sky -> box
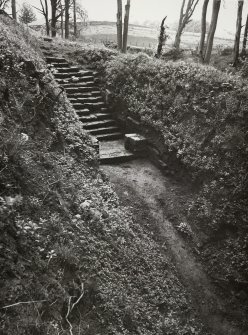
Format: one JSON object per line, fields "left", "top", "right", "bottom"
{"left": 14, "top": 0, "right": 248, "bottom": 36}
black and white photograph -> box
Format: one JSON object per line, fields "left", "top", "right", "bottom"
{"left": 0, "top": 0, "right": 248, "bottom": 334}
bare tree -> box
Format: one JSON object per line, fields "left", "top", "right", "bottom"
{"left": 241, "top": 14, "right": 248, "bottom": 56}
{"left": 199, "top": 0, "right": 209, "bottom": 61}
{"left": 117, "top": 0, "right": 123, "bottom": 50}
{"left": 33, "top": 0, "right": 50, "bottom": 36}
{"left": 174, "top": 0, "right": 200, "bottom": 49}
{"left": 203, "top": 0, "right": 221, "bottom": 64}
{"left": 0, "top": 0, "right": 9, "bottom": 10}
{"left": 75, "top": 3, "right": 88, "bottom": 36}
{"left": 73, "top": 0, "right": 77, "bottom": 37}
{"left": 233, "top": 0, "right": 244, "bottom": 66}
{"left": 64, "top": 0, "right": 70, "bottom": 39}
{"left": 60, "top": 1, "right": 64, "bottom": 38}
{"left": 19, "top": 2, "right": 36, "bottom": 25}
{"left": 51, "top": 0, "right": 63, "bottom": 37}
{"left": 11, "top": 0, "right": 16, "bottom": 19}
{"left": 122, "top": 0, "right": 130, "bottom": 53}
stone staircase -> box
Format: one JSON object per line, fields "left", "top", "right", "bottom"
{"left": 41, "top": 50, "right": 135, "bottom": 163}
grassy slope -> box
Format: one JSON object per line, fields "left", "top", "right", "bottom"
{"left": 104, "top": 54, "right": 248, "bottom": 291}
{"left": 0, "top": 17, "right": 206, "bottom": 335}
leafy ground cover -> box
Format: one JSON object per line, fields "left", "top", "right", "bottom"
{"left": 103, "top": 53, "right": 248, "bottom": 300}
{"left": 0, "top": 17, "right": 208, "bottom": 335}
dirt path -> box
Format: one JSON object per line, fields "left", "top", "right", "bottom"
{"left": 101, "top": 158, "right": 247, "bottom": 335}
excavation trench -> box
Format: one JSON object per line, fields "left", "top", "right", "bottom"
{"left": 101, "top": 158, "right": 247, "bottom": 335}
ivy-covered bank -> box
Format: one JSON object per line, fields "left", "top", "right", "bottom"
{"left": 0, "top": 17, "right": 208, "bottom": 335}
{"left": 104, "top": 54, "right": 248, "bottom": 288}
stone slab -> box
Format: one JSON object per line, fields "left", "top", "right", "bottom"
{"left": 124, "top": 133, "right": 147, "bottom": 152}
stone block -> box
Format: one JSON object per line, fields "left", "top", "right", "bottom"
{"left": 124, "top": 133, "right": 147, "bottom": 153}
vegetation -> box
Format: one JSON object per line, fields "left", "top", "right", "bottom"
{"left": 19, "top": 3, "right": 36, "bottom": 25}
{"left": 104, "top": 53, "right": 248, "bottom": 287}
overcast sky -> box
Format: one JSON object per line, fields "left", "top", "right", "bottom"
{"left": 15, "top": 0, "right": 248, "bottom": 35}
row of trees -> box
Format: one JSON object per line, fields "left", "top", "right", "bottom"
{"left": 0, "top": 0, "right": 87, "bottom": 39}
{"left": 34, "top": 0, "right": 88, "bottom": 38}
{"left": 173, "top": 0, "right": 248, "bottom": 65}
{"left": 0, "top": 0, "right": 16, "bottom": 19}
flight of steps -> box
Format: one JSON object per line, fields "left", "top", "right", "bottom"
{"left": 42, "top": 51, "right": 135, "bottom": 163}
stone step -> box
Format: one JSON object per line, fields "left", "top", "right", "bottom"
{"left": 84, "top": 102, "right": 105, "bottom": 110}
{"left": 67, "top": 91, "right": 101, "bottom": 99}
{"left": 43, "top": 37, "right": 53, "bottom": 42}
{"left": 95, "top": 132, "right": 124, "bottom": 141}
{"left": 65, "top": 86, "right": 96, "bottom": 94}
{"left": 99, "top": 140, "right": 135, "bottom": 164}
{"left": 54, "top": 71, "right": 95, "bottom": 80}
{"left": 95, "top": 112, "right": 112, "bottom": 120}
{"left": 61, "top": 76, "right": 95, "bottom": 85}
{"left": 56, "top": 76, "right": 94, "bottom": 85}
{"left": 51, "top": 62, "right": 69, "bottom": 68}
{"left": 69, "top": 98, "right": 78, "bottom": 103}
{"left": 77, "top": 109, "right": 91, "bottom": 116}
{"left": 73, "top": 103, "right": 87, "bottom": 110}
{"left": 78, "top": 113, "right": 110, "bottom": 122}
{"left": 56, "top": 66, "right": 80, "bottom": 73}
{"left": 79, "top": 114, "right": 98, "bottom": 122}
{"left": 88, "top": 126, "right": 119, "bottom": 136}
{"left": 83, "top": 119, "right": 115, "bottom": 130}
{"left": 77, "top": 96, "right": 103, "bottom": 104}
{"left": 46, "top": 56, "right": 67, "bottom": 63}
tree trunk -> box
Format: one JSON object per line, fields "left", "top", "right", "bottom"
{"left": 174, "top": 0, "right": 200, "bottom": 50}
{"left": 204, "top": 0, "right": 221, "bottom": 64}
{"left": 51, "top": 1, "right": 57, "bottom": 37}
{"left": 43, "top": 0, "right": 50, "bottom": 36}
{"left": 233, "top": 0, "right": 244, "bottom": 66}
{"left": 241, "top": 14, "right": 248, "bottom": 57}
{"left": 199, "top": 0, "right": 209, "bottom": 61}
{"left": 156, "top": 17, "right": 167, "bottom": 58}
{"left": 73, "top": 0, "right": 77, "bottom": 37}
{"left": 117, "top": 0, "right": 122, "bottom": 50}
{"left": 174, "top": 0, "right": 186, "bottom": 49}
{"left": 65, "top": 0, "right": 70, "bottom": 39}
{"left": 61, "top": 5, "right": 64, "bottom": 38}
{"left": 11, "top": 0, "right": 16, "bottom": 20}
{"left": 122, "top": 0, "right": 130, "bottom": 53}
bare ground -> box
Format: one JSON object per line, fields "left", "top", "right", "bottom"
{"left": 101, "top": 158, "right": 248, "bottom": 335}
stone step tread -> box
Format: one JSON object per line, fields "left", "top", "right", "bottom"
{"left": 79, "top": 115, "right": 98, "bottom": 122}
{"left": 46, "top": 56, "right": 67, "bottom": 63}
{"left": 79, "top": 112, "right": 111, "bottom": 121}
{"left": 83, "top": 119, "right": 115, "bottom": 129}
{"left": 95, "top": 132, "right": 124, "bottom": 141}
{"left": 54, "top": 73, "right": 94, "bottom": 79}
{"left": 99, "top": 139, "right": 135, "bottom": 163}
{"left": 64, "top": 82, "right": 95, "bottom": 88}
{"left": 67, "top": 90, "right": 100, "bottom": 97}
{"left": 88, "top": 126, "right": 119, "bottom": 135}
{"left": 66, "top": 87, "right": 97, "bottom": 94}
{"left": 65, "top": 85, "right": 96, "bottom": 93}
{"left": 77, "top": 109, "right": 91, "bottom": 116}
{"left": 56, "top": 67, "right": 80, "bottom": 73}
{"left": 61, "top": 77, "right": 95, "bottom": 84}
{"left": 77, "top": 97, "right": 103, "bottom": 102}
{"left": 51, "top": 62, "right": 69, "bottom": 68}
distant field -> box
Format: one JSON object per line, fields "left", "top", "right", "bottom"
{"left": 80, "top": 22, "right": 234, "bottom": 50}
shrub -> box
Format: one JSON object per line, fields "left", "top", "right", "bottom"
{"left": 105, "top": 54, "right": 248, "bottom": 234}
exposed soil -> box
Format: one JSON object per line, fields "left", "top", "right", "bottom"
{"left": 101, "top": 158, "right": 248, "bottom": 335}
